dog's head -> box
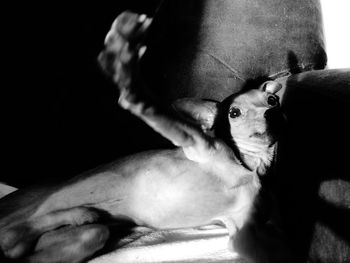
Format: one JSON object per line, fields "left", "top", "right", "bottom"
{"left": 218, "top": 81, "right": 285, "bottom": 147}
{"left": 173, "top": 81, "right": 286, "bottom": 171}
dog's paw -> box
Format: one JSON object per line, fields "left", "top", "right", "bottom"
{"left": 27, "top": 224, "right": 109, "bottom": 263}
{"left": 0, "top": 207, "right": 100, "bottom": 259}
{"left": 0, "top": 221, "right": 39, "bottom": 259}
{"left": 98, "top": 11, "right": 152, "bottom": 85}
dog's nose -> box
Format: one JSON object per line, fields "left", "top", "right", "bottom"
{"left": 267, "top": 95, "right": 279, "bottom": 107}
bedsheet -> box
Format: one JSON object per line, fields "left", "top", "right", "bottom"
{"left": 89, "top": 225, "right": 245, "bottom": 263}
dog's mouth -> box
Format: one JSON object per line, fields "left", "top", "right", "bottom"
{"left": 249, "top": 131, "right": 276, "bottom": 147}
{"left": 249, "top": 112, "right": 286, "bottom": 145}
{"left": 250, "top": 131, "right": 268, "bottom": 139}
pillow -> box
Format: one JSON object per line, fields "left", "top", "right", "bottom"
{"left": 142, "top": 0, "right": 327, "bottom": 101}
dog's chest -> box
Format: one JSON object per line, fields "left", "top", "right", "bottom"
{"left": 125, "top": 149, "right": 259, "bottom": 228}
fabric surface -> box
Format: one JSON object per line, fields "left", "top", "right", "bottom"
{"left": 0, "top": 183, "right": 17, "bottom": 199}
{"left": 89, "top": 226, "right": 245, "bottom": 263}
{"left": 143, "top": 0, "right": 327, "bottom": 102}
{"left": 276, "top": 69, "right": 350, "bottom": 262}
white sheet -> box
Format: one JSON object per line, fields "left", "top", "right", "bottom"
{"left": 89, "top": 225, "right": 246, "bottom": 263}
{"left": 0, "top": 182, "right": 17, "bottom": 199}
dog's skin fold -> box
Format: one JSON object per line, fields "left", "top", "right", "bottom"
{"left": 0, "top": 11, "right": 287, "bottom": 263}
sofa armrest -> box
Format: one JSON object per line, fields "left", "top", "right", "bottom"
{"left": 275, "top": 68, "right": 350, "bottom": 262}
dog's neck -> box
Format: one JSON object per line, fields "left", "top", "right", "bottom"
{"left": 233, "top": 138, "right": 276, "bottom": 176}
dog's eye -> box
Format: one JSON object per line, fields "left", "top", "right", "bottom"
{"left": 267, "top": 95, "right": 279, "bottom": 106}
{"left": 229, "top": 107, "right": 241, "bottom": 118}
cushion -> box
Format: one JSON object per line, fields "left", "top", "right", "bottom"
{"left": 276, "top": 69, "right": 350, "bottom": 262}
{"left": 142, "top": 0, "right": 327, "bottom": 101}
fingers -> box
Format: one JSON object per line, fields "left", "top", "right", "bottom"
{"left": 27, "top": 224, "right": 109, "bottom": 263}
{"left": 1, "top": 207, "right": 99, "bottom": 259}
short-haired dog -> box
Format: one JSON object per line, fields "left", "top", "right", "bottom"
{"left": 0, "top": 11, "right": 286, "bottom": 263}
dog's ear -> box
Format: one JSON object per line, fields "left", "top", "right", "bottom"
{"left": 172, "top": 98, "right": 219, "bottom": 131}
{"left": 259, "top": 81, "right": 282, "bottom": 94}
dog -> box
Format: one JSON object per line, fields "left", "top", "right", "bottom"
{"left": 0, "top": 11, "right": 286, "bottom": 263}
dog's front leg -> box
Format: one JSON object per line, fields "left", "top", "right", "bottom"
{"left": 99, "top": 11, "right": 218, "bottom": 160}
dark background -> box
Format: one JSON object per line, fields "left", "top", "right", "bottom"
{"left": 2, "top": 1, "right": 165, "bottom": 187}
